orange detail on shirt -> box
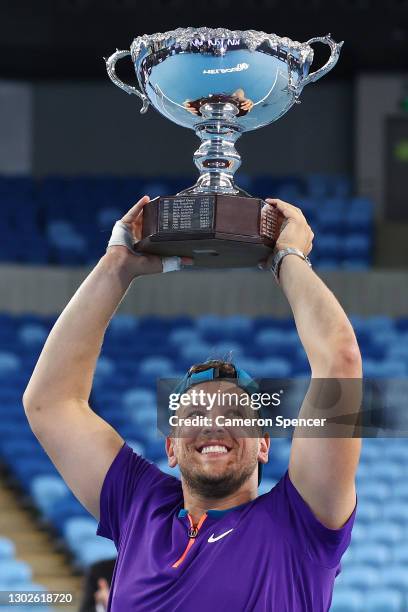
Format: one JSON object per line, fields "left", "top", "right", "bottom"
{"left": 172, "top": 513, "right": 208, "bottom": 568}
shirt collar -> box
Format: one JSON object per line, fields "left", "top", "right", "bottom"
{"left": 177, "top": 501, "right": 248, "bottom": 520}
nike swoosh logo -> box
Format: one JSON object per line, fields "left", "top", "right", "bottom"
{"left": 208, "top": 529, "right": 234, "bottom": 543}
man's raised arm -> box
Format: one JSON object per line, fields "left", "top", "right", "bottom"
{"left": 264, "top": 198, "right": 362, "bottom": 530}
{"left": 22, "top": 196, "right": 167, "bottom": 519}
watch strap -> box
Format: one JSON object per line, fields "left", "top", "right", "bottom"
{"left": 270, "top": 247, "right": 312, "bottom": 282}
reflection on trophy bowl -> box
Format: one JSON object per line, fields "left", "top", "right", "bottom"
{"left": 106, "top": 28, "right": 343, "bottom": 267}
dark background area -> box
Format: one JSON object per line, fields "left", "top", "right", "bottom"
{"left": 1, "top": 0, "right": 408, "bottom": 80}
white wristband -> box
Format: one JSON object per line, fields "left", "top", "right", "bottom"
{"left": 162, "top": 256, "right": 182, "bottom": 273}
{"left": 107, "top": 220, "right": 182, "bottom": 273}
{"left": 107, "top": 220, "right": 134, "bottom": 252}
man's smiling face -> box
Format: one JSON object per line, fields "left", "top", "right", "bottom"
{"left": 166, "top": 380, "right": 269, "bottom": 498}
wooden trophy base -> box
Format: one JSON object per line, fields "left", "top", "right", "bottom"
{"left": 137, "top": 194, "right": 283, "bottom": 268}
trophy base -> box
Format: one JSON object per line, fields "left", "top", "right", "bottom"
{"left": 137, "top": 194, "right": 283, "bottom": 268}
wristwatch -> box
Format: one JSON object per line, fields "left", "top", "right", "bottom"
{"left": 270, "top": 247, "right": 312, "bottom": 282}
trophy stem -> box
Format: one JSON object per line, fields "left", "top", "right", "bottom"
{"left": 182, "top": 103, "right": 244, "bottom": 195}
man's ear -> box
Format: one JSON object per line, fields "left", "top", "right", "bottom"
{"left": 258, "top": 432, "right": 270, "bottom": 465}
{"left": 166, "top": 436, "right": 178, "bottom": 467}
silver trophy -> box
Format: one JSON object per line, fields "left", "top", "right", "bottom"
{"left": 106, "top": 27, "right": 343, "bottom": 267}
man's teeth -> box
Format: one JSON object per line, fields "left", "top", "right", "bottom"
{"left": 201, "top": 445, "right": 228, "bottom": 454}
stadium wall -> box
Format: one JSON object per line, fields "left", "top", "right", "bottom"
{"left": 1, "top": 266, "right": 407, "bottom": 317}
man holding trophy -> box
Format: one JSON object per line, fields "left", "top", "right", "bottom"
{"left": 23, "top": 28, "right": 361, "bottom": 611}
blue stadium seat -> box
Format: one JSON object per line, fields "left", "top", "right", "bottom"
{"left": 356, "top": 500, "right": 380, "bottom": 523}
{"left": 392, "top": 481, "right": 408, "bottom": 500}
{"left": 138, "top": 356, "right": 174, "bottom": 378}
{"left": 386, "top": 343, "right": 408, "bottom": 360}
{"left": 294, "top": 197, "right": 316, "bottom": 219}
{"left": 0, "top": 537, "right": 15, "bottom": 560}
{"left": 304, "top": 174, "right": 330, "bottom": 198}
{"left": 258, "top": 357, "right": 292, "bottom": 378}
{"left": 369, "top": 462, "right": 404, "bottom": 482}
{"left": 360, "top": 441, "right": 385, "bottom": 462}
{"left": 1, "top": 439, "right": 45, "bottom": 462}
{"left": 383, "top": 438, "right": 408, "bottom": 456}
{"left": 47, "top": 221, "right": 86, "bottom": 252}
{"left": 94, "top": 356, "right": 116, "bottom": 380}
{"left": 0, "top": 352, "right": 20, "bottom": 376}
{"left": 254, "top": 329, "right": 299, "bottom": 358}
{"left": 357, "top": 481, "right": 390, "bottom": 503}
{"left": 13, "top": 457, "right": 58, "bottom": 491}
{"left": 392, "top": 543, "right": 408, "bottom": 564}
{"left": 0, "top": 560, "right": 32, "bottom": 585}
{"left": 222, "top": 315, "right": 253, "bottom": 338}
{"left": 108, "top": 314, "right": 139, "bottom": 337}
{"left": 369, "top": 329, "right": 398, "bottom": 348}
{"left": 30, "top": 475, "right": 69, "bottom": 515}
{"left": 382, "top": 502, "right": 408, "bottom": 524}
{"left": 211, "top": 341, "right": 244, "bottom": 360}
{"left": 168, "top": 328, "right": 201, "bottom": 347}
{"left": 366, "top": 316, "right": 394, "bottom": 332}
{"left": 97, "top": 207, "right": 123, "bottom": 229}
{"left": 381, "top": 565, "right": 408, "bottom": 590}
{"left": 331, "top": 176, "right": 352, "bottom": 198}
{"left": 343, "top": 234, "right": 371, "bottom": 258}
{"left": 345, "top": 197, "right": 373, "bottom": 232}
{"left": 346, "top": 543, "right": 391, "bottom": 567}
{"left": 179, "top": 342, "right": 213, "bottom": 365}
{"left": 255, "top": 328, "right": 299, "bottom": 347}
{"left": 122, "top": 388, "right": 156, "bottom": 410}
{"left": 365, "top": 522, "right": 403, "bottom": 545}
{"left": 349, "top": 523, "right": 366, "bottom": 544}
{"left": 18, "top": 324, "right": 48, "bottom": 347}
{"left": 324, "top": 196, "right": 348, "bottom": 214}
{"left": 313, "top": 233, "right": 341, "bottom": 258}
{"left": 47, "top": 494, "right": 89, "bottom": 532}
{"left": 339, "top": 565, "right": 379, "bottom": 589}
{"left": 76, "top": 540, "right": 117, "bottom": 568}
{"left": 125, "top": 406, "right": 156, "bottom": 430}
{"left": 330, "top": 588, "right": 363, "bottom": 612}
{"left": 363, "top": 360, "right": 407, "bottom": 378}
{"left": 63, "top": 517, "right": 98, "bottom": 555}
{"left": 364, "top": 588, "right": 403, "bottom": 612}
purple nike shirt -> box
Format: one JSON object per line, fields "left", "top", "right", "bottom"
{"left": 96, "top": 443, "right": 356, "bottom": 611}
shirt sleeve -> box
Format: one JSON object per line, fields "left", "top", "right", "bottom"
{"left": 96, "top": 442, "right": 170, "bottom": 547}
{"left": 268, "top": 470, "right": 357, "bottom": 569}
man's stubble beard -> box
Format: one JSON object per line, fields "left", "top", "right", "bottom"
{"left": 179, "top": 455, "right": 258, "bottom": 499}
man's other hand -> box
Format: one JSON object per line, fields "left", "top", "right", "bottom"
{"left": 108, "top": 195, "right": 193, "bottom": 276}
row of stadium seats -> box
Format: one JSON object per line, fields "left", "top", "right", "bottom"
{"left": 1, "top": 314, "right": 408, "bottom": 381}
{"left": 0, "top": 175, "right": 373, "bottom": 267}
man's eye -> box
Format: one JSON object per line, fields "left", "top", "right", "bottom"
{"left": 186, "top": 411, "right": 203, "bottom": 418}
{"left": 225, "top": 409, "right": 245, "bottom": 418}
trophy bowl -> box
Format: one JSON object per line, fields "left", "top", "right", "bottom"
{"left": 106, "top": 28, "right": 343, "bottom": 267}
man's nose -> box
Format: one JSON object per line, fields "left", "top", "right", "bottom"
{"left": 202, "top": 417, "right": 226, "bottom": 435}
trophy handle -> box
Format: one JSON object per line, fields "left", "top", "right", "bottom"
{"left": 300, "top": 34, "right": 344, "bottom": 88}
{"left": 105, "top": 49, "right": 149, "bottom": 114}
